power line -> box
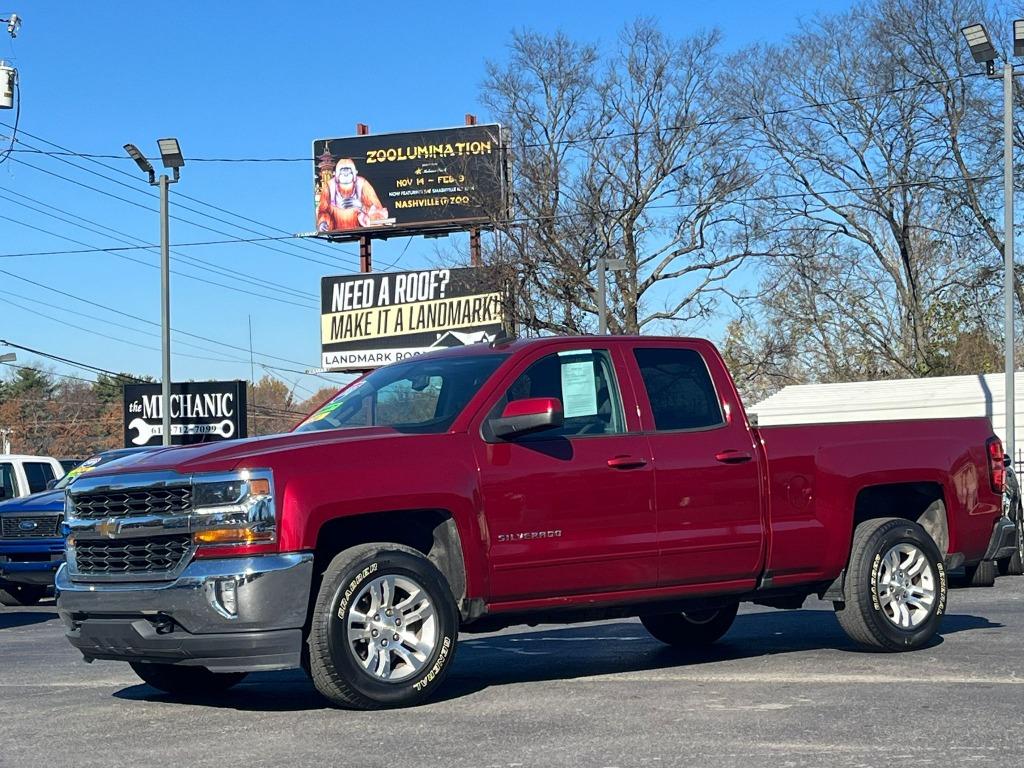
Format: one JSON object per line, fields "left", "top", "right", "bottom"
{"left": 0, "top": 234, "right": 315, "bottom": 258}
{"left": 0, "top": 185, "right": 316, "bottom": 303}
{"left": 0, "top": 72, "right": 988, "bottom": 161}
{"left": 0, "top": 267, "right": 336, "bottom": 379}
{"left": 0, "top": 339, "right": 149, "bottom": 382}
{"left": 0, "top": 345, "right": 322, "bottom": 417}
{"left": 9, "top": 154, "right": 354, "bottom": 271}
{"left": 2, "top": 124, "right": 366, "bottom": 265}
{"left": 0, "top": 291, "right": 245, "bottom": 364}
{"left": 0, "top": 286, "right": 259, "bottom": 365}
{"left": 0, "top": 210, "right": 317, "bottom": 309}
{"left": 0, "top": 172, "right": 1003, "bottom": 256}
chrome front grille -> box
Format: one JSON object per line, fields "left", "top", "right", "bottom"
{"left": 1, "top": 515, "right": 63, "bottom": 539}
{"left": 72, "top": 534, "right": 191, "bottom": 575}
{"left": 71, "top": 487, "right": 192, "bottom": 519}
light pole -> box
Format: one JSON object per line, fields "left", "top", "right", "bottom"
{"left": 596, "top": 258, "right": 626, "bottom": 334}
{"left": 962, "top": 22, "right": 1024, "bottom": 460}
{"left": 125, "top": 139, "right": 184, "bottom": 446}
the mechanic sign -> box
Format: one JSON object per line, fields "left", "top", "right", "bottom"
{"left": 122, "top": 381, "right": 248, "bottom": 447}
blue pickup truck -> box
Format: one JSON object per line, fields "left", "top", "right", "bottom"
{"left": 0, "top": 447, "right": 153, "bottom": 606}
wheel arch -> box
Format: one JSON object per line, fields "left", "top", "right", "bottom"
{"left": 852, "top": 482, "right": 949, "bottom": 557}
{"left": 310, "top": 509, "right": 468, "bottom": 618}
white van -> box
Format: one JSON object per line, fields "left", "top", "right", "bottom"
{"left": 0, "top": 455, "right": 66, "bottom": 501}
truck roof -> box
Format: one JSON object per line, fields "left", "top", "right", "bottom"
{"left": 426, "top": 334, "right": 711, "bottom": 358}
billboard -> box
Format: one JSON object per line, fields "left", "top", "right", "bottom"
{"left": 320, "top": 267, "right": 505, "bottom": 371}
{"left": 312, "top": 124, "right": 506, "bottom": 239}
{"left": 123, "top": 381, "right": 248, "bottom": 447}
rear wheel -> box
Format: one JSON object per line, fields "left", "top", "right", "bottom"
{"left": 129, "top": 663, "right": 247, "bottom": 696}
{"left": 0, "top": 583, "right": 47, "bottom": 607}
{"left": 307, "top": 543, "right": 459, "bottom": 710}
{"left": 835, "top": 517, "right": 946, "bottom": 651}
{"left": 964, "top": 560, "right": 997, "bottom": 587}
{"left": 640, "top": 602, "right": 739, "bottom": 647}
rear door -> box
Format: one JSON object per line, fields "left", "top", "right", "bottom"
{"left": 471, "top": 344, "right": 657, "bottom": 602}
{"left": 627, "top": 342, "right": 765, "bottom": 588}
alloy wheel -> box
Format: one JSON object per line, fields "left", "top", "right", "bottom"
{"left": 345, "top": 574, "right": 438, "bottom": 682}
{"left": 875, "top": 543, "right": 937, "bottom": 629}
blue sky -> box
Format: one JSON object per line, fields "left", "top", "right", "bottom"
{"left": 0, "top": 0, "right": 851, "bottom": 400}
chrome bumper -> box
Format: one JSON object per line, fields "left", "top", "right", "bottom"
{"left": 56, "top": 552, "right": 313, "bottom": 672}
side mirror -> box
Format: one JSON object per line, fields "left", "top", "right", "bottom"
{"left": 490, "top": 397, "right": 564, "bottom": 439}
{"left": 46, "top": 478, "right": 58, "bottom": 490}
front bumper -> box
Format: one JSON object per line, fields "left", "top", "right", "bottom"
{"left": 56, "top": 552, "right": 313, "bottom": 673}
{"left": 0, "top": 539, "right": 65, "bottom": 586}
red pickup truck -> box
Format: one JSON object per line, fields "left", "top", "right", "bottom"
{"left": 56, "top": 336, "right": 1018, "bottom": 709}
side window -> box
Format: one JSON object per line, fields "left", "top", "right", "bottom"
{"left": 375, "top": 375, "right": 442, "bottom": 425}
{"left": 24, "top": 462, "right": 56, "bottom": 494}
{"left": 493, "top": 349, "right": 624, "bottom": 438}
{"left": 0, "top": 463, "right": 18, "bottom": 500}
{"left": 634, "top": 347, "right": 724, "bottom": 431}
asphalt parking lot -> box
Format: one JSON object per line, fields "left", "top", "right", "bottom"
{"left": 2, "top": 579, "right": 1022, "bottom": 768}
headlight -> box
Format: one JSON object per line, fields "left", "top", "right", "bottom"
{"left": 191, "top": 469, "right": 276, "bottom": 546}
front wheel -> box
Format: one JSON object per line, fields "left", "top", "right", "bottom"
{"left": 129, "top": 663, "right": 247, "bottom": 696}
{"left": 307, "top": 543, "right": 459, "bottom": 710}
{"left": 640, "top": 602, "right": 739, "bottom": 648}
{"left": 835, "top": 517, "right": 947, "bottom": 651}
{"left": 0, "top": 583, "right": 47, "bottom": 607}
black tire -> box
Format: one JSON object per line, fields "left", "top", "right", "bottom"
{"left": 997, "top": 505, "right": 1023, "bottom": 576}
{"left": 129, "top": 663, "right": 247, "bottom": 696}
{"left": 307, "top": 543, "right": 459, "bottom": 710}
{"left": 640, "top": 602, "right": 739, "bottom": 647}
{"left": 0, "top": 584, "right": 47, "bottom": 607}
{"left": 834, "top": 517, "right": 947, "bottom": 651}
{"left": 964, "top": 559, "right": 997, "bottom": 587}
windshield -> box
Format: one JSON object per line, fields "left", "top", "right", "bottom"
{"left": 295, "top": 353, "right": 508, "bottom": 435}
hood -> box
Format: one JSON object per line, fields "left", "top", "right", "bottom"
{"left": 0, "top": 488, "right": 65, "bottom": 515}
{"left": 82, "top": 427, "right": 413, "bottom": 478}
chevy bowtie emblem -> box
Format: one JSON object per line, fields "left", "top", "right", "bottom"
{"left": 96, "top": 518, "right": 119, "bottom": 539}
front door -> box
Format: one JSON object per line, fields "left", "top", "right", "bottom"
{"left": 472, "top": 346, "right": 657, "bottom": 602}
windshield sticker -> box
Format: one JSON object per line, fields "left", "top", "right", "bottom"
{"left": 304, "top": 400, "right": 343, "bottom": 425}
{"left": 64, "top": 464, "right": 97, "bottom": 482}
{"left": 560, "top": 360, "right": 598, "bottom": 418}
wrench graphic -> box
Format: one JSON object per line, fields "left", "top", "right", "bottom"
{"left": 128, "top": 418, "right": 235, "bottom": 446}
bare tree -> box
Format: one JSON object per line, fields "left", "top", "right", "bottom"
{"left": 480, "top": 21, "right": 764, "bottom": 335}
{"left": 724, "top": 0, "right": 1004, "bottom": 383}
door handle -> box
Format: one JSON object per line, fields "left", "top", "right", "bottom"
{"left": 607, "top": 456, "right": 648, "bottom": 470}
{"left": 715, "top": 450, "right": 753, "bottom": 464}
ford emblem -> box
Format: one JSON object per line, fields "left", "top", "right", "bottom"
{"left": 18, "top": 519, "right": 38, "bottom": 531}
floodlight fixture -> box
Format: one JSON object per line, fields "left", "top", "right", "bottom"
{"left": 157, "top": 137, "right": 184, "bottom": 169}
{"left": 0, "top": 352, "right": 16, "bottom": 364}
{"left": 962, "top": 23, "right": 998, "bottom": 65}
{"left": 1014, "top": 19, "right": 1024, "bottom": 57}
{"left": 124, "top": 143, "right": 155, "bottom": 176}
